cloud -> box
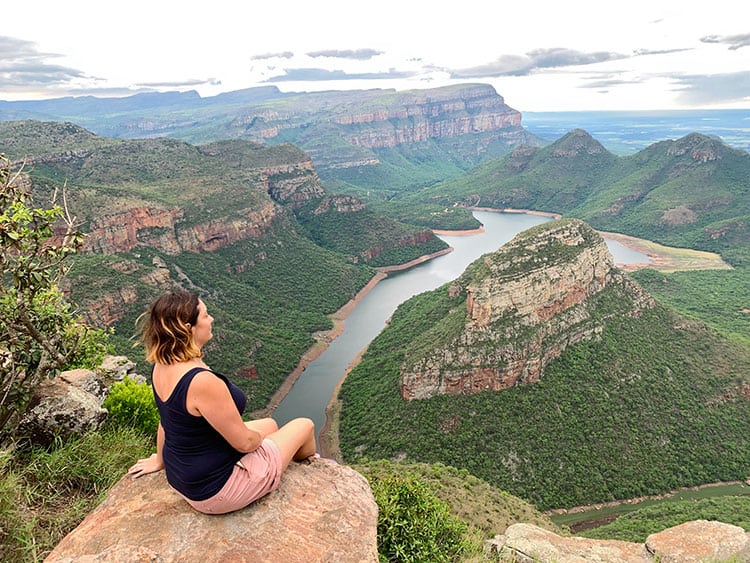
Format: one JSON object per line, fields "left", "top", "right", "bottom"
{"left": 135, "top": 78, "right": 216, "bottom": 88}
{"left": 450, "top": 48, "right": 627, "bottom": 78}
{"left": 633, "top": 47, "right": 693, "bottom": 56}
{"left": 579, "top": 77, "right": 642, "bottom": 89}
{"left": 700, "top": 33, "right": 750, "bottom": 50}
{"left": 672, "top": 70, "right": 750, "bottom": 105}
{"left": 0, "top": 35, "right": 90, "bottom": 89}
{"left": 266, "top": 67, "right": 414, "bottom": 82}
{"left": 306, "top": 49, "right": 383, "bottom": 60}
{"left": 250, "top": 52, "right": 294, "bottom": 60}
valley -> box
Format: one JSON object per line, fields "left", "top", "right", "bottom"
{"left": 1, "top": 84, "right": 748, "bottom": 550}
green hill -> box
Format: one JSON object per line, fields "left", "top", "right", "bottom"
{"left": 413, "top": 130, "right": 750, "bottom": 267}
{"left": 339, "top": 221, "right": 750, "bottom": 511}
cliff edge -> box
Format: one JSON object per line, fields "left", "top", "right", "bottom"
{"left": 45, "top": 459, "right": 378, "bottom": 563}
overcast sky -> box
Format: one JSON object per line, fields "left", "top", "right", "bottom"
{"left": 2, "top": 0, "right": 749, "bottom": 111}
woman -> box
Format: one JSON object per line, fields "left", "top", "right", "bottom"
{"left": 128, "top": 291, "right": 316, "bottom": 514}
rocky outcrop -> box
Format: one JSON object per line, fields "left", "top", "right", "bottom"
{"left": 45, "top": 459, "right": 379, "bottom": 563}
{"left": 83, "top": 199, "right": 279, "bottom": 256}
{"left": 312, "top": 195, "right": 367, "bottom": 215}
{"left": 260, "top": 160, "right": 327, "bottom": 209}
{"left": 486, "top": 521, "right": 750, "bottom": 562}
{"left": 666, "top": 132, "right": 724, "bottom": 162}
{"left": 400, "top": 219, "right": 654, "bottom": 400}
{"left": 14, "top": 356, "right": 145, "bottom": 445}
{"left": 358, "top": 230, "right": 435, "bottom": 263}
{"left": 15, "top": 379, "right": 106, "bottom": 445}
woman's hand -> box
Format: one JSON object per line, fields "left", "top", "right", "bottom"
{"left": 128, "top": 453, "right": 164, "bottom": 479}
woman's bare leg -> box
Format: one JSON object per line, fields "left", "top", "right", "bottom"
{"left": 266, "top": 418, "right": 316, "bottom": 471}
{"left": 244, "top": 417, "right": 278, "bottom": 438}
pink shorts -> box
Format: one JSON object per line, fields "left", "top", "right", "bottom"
{"left": 184, "top": 438, "right": 283, "bottom": 515}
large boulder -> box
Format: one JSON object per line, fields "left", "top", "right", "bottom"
{"left": 45, "top": 458, "right": 379, "bottom": 562}
{"left": 15, "top": 376, "right": 108, "bottom": 445}
{"left": 645, "top": 520, "right": 750, "bottom": 563}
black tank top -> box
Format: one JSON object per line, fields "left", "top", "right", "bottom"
{"left": 153, "top": 367, "right": 247, "bottom": 500}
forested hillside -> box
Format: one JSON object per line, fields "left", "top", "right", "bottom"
{"left": 339, "top": 221, "right": 750, "bottom": 510}
{"left": 0, "top": 121, "right": 446, "bottom": 410}
{"left": 410, "top": 130, "right": 750, "bottom": 266}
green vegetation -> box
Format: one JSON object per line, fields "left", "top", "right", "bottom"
{"left": 355, "top": 460, "right": 558, "bottom": 537}
{"left": 340, "top": 289, "right": 750, "bottom": 511}
{"left": 416, "top": 131, "right": 750, "bottom": 268}
{"left": 370, "top": 473, "right": 470, "bottom": 562}
{"left": 0, "top": 155, "right": 111, "bottom": 435}
{"left": 580, "top": 495, "right": 750, "bottom": 542}
{"left": 633, "top": 268, "right": 750, "bottom": 345}
{"left": 102, "top": 377, "right": 160, "bottom": 436}
{"left": 295, "top": 201, "right": 449, "bottom": 266}
{"left": 1, "top": 122, "right": 457, "bottom": 411}
{"left": 0, "top": 427, "right": 153, "bottom": 562}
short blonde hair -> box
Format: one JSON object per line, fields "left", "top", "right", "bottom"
{"left": 138, "top": 291, "right": 202, "bottom": 365}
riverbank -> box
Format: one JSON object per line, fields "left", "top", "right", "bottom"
{"left": 599, "top": 230, "right": 732, "bottom": 272}
{"left": 548, "top": 480, "right": 750, "bottom": 533}
{"left": 257, "top": 247, "right": 453, "bottom": 426}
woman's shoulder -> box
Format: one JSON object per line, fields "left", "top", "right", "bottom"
{"left": 189, "top": 366, "right": 230, "bottom": 388}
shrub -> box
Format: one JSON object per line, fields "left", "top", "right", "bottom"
{"left": 103, "top": 377, "right": 159, "bottom": 436}
{"left": 370, "top": 473, "right": 468, "bottom": 562}
{"left": 0, "top": 154, "right": 100, "bottom": 436}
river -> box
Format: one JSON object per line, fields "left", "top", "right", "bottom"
{"left": 272, "top": 211, "right": 648, "bottom": 439}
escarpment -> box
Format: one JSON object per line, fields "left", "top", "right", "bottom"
{"left": 234, "top": 84, "right": 530, "bottom": 169}
{"left": 400, "top": 219, "right": 655, "bottom": 400}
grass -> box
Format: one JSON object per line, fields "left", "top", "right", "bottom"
{"left": 354, "top": 460, "right": 560, "bottom": 539}
{"left": 0, "top": 427, "right": 153, "bottom": 562}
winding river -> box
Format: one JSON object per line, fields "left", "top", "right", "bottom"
{"left": 272, "top": 211, "right": 648, "bottom": 439}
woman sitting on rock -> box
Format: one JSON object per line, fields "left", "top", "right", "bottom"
{"left": 128, "top": 291, "right": 316, "bottom": 514}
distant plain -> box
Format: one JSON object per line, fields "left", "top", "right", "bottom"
{"left": 523, "top": 109, "right": 750, "bottom": 154}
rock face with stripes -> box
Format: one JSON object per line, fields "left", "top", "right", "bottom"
{"left": 400, "top": 219, "right": 654, "bottom": 400}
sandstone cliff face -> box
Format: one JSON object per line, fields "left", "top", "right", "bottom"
{"left": 241, "top": 84, "right": 525, "bottom": 156}
{"left": 82, "top": 159, "right": 324, "bottom": 256}
{"left": 400, "top": 219, "right": 655, "bottom": 400}
{"left": 336, "top": 85, "right": 522, "bottom": 148}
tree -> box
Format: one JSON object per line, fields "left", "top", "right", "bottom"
{"left": 0, "top": 153, "right": 108, "bottom": 436}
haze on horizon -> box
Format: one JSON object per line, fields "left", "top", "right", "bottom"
{"left": 1, "top": 0, "right": 749, "bottom": 112}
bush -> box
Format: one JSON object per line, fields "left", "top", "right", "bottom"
{"left": 103, "top": 377, "right": 159, "bottom": 436}
{"left": 370, "top": 473, "right": 468, "bottom": 562}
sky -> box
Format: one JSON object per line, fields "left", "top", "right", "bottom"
{"left": 1, "top": 0, "right": 749, "bottom": 112}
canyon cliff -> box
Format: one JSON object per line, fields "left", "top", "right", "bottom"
{"left": 0, "top": 84, "right": 535, "bottom": 173}
{"left": 400, "top": 219, "right": 655, "bottom": 400}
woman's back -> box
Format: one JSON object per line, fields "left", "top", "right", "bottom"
{"left": 154, "top": 366, "right": 245, "bottom": 500}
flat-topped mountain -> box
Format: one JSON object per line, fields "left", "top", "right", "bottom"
{"left": 0, "top": 84, "right": 536, "bottom": 178}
